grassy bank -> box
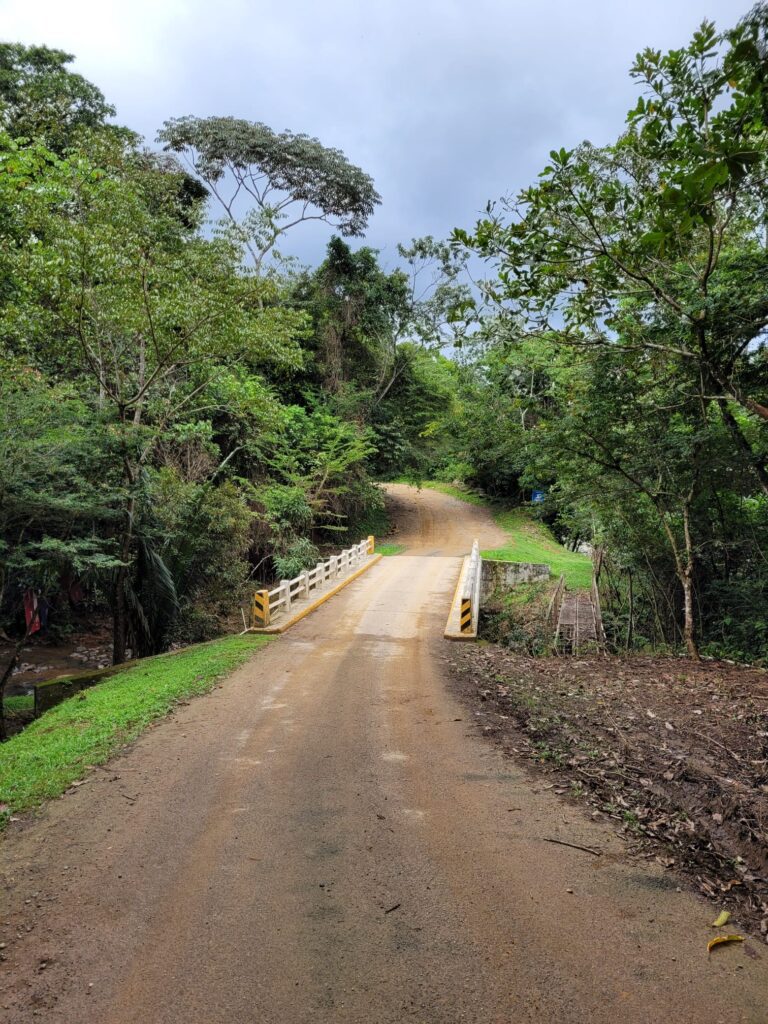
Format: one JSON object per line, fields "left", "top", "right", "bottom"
{"left": 393, "top": 480, "right": 592, "bottom": 588}
{"left": 0, "top": 633, "right": 271, "bottom": 819}
{"left": 483, "top": 508, "right": 593, "bottom": 589}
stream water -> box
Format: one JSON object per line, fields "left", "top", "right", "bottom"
{"left": 2, "top": 622, "right": 112, "bottom": 698}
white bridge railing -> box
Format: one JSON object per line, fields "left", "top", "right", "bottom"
{"left": 460, "top": 539, "right": 481, "bottom": 634}
{"left": 251, "top": 537, "right": 374, "bottom": 628}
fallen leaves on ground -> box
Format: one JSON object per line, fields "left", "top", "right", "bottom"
{"left": 448, "top": 648, "right": 768, "bottom": 940}
{"left": 707, "top": 935, "right": 745, "bottom": 953}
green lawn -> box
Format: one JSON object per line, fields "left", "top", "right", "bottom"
{"left": 0, "top": 633, "right": 271, "bottom": 819}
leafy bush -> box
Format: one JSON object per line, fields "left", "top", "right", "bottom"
{"left": 273, "top": 537, "right": 320, "bottom": 580}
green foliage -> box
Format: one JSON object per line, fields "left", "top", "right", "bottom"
{"left": 272, "top": 538, "right": 321, "bottom": 580}
{"left": 0, "top": 43, "right": 116, "bottom": 152}
{"left": 449, "top": 8, "right": 768, "bottom": 660}
{"left": 480, "top": 581, "right": 552, "bottom": 655}
{"left": 0, "top": 364, "right": 122, "bottom": 605}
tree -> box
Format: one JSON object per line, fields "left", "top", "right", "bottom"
{"left": 2, "top": 128, "right": 305, "bottom": 662}
{"left": 0, "top": 44, "right": 116, "bottom": 152}
{"left": 456, "top": 10, "right": 768, "bottom": 489}
{"left": 158, "top": 116, "right": 381, "bottom": 273}
{"left": 0, "top": 363, "right": 122, "bottom": 736}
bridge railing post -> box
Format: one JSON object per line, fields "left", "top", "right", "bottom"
{"left": 252, "top": 589, "right": 270, "bottom": 628}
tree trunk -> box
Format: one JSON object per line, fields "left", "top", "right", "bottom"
{"left": 681, "top": 568, "right": 698, "bottom": 660}
{"left": 718, "top": 399, "right": 768, "bottom": 496}
{"left": 625, "top": 569, "right": 634, "bottom": 650}
{"left": 112, "top": 564, "right": 128, "bottom": 666}
{"left": 112, "top": 478, "right": 136, "bottom": 665}
{"left": 659, "top": 501, "right": 700, "bottom": 660}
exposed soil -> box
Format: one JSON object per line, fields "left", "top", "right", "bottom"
{"left": 447, "top": 642, "right": 768, "bottom": 939}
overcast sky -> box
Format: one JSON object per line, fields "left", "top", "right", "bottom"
{"left": 1, "top": 0, "right": 744, "bottom": 269}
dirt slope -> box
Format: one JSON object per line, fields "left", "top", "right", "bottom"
{"left": 0, "top": 485, "right": 766, "bottom": 1022}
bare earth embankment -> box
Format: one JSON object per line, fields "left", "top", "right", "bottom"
{"left": 448, "top": 645, "right": 768, "bottom": 939}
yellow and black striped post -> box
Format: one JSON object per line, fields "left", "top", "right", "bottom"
{"left": 460, "top": 597, "right": 472, "bottom": 633}
{"left": 252, "top": 589, "right": 270, "bottom": 628}
{"left": 367, "top": 535, "right": 375, "bottom": 555}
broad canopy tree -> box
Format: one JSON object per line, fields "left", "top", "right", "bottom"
{"left": 158, "top": 116, "right": 381, "bottom": 273}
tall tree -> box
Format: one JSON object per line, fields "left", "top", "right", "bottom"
{"left": 158, "top": 116, "right": 381, "bottom": 273}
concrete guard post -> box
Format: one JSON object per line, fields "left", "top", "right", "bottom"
{"left": 460, "top": 597, "right": 473, "bottom": 633}
{"left": 252, "top": 589, "right": 270, "bottom": 628}
{"left": 445, "top": 539, "right": 481, "bottom": 641}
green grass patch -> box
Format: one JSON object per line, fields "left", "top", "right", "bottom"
{"left": 4, "top": 694, "right": 34, "bottom": 714}
{"left": 0, "top": 633, "right": 271, "bottom": 818}
{"left": 483, "top": 508, "right": 593, "bottom": 590}
{"left": 377, "top": 543, "right": 406, "bottom": 556}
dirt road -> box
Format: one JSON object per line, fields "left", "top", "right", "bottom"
{"left": 1, "top": 485, "right": 766, "bottom": 1022}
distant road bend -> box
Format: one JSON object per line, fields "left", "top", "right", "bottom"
{"left": 1, "top": 485, "right": 766, "bottom": 1023}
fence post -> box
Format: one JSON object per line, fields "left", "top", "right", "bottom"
{"left": 281, "top": 580, "right": 292, "bottom": 612}
{"left": 367, "top": 535, "right": 375, "bottom": 555}
{"left": 300, "top": 570, "right": 310, "bottom": 598}
{"left": 315, "top": 562, "right": 324, "bottom": 590}
{"left": 252, "top": 589, "right": 270, "bottom": 628}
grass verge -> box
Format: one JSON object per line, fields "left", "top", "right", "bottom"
{"left": 377, "top": 543, "right": 406, "bottom": 556}
{"left": 0, "top": 633, "right": 271, "bottom": 819}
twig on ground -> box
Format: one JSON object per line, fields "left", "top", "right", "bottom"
{"left": 543, "top": 837, "right": 602, "bottom": 856}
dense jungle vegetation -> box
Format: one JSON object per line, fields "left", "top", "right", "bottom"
{"left": 1, "top": 4, "right": 767, "bottom": 728}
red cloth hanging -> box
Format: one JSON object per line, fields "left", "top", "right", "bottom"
{"left": 23, "top": 589, "right": 41, "bottom": 635}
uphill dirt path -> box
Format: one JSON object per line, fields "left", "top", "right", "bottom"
{"left": 1, "top": 485, "right": 766, "bottom": 1023}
